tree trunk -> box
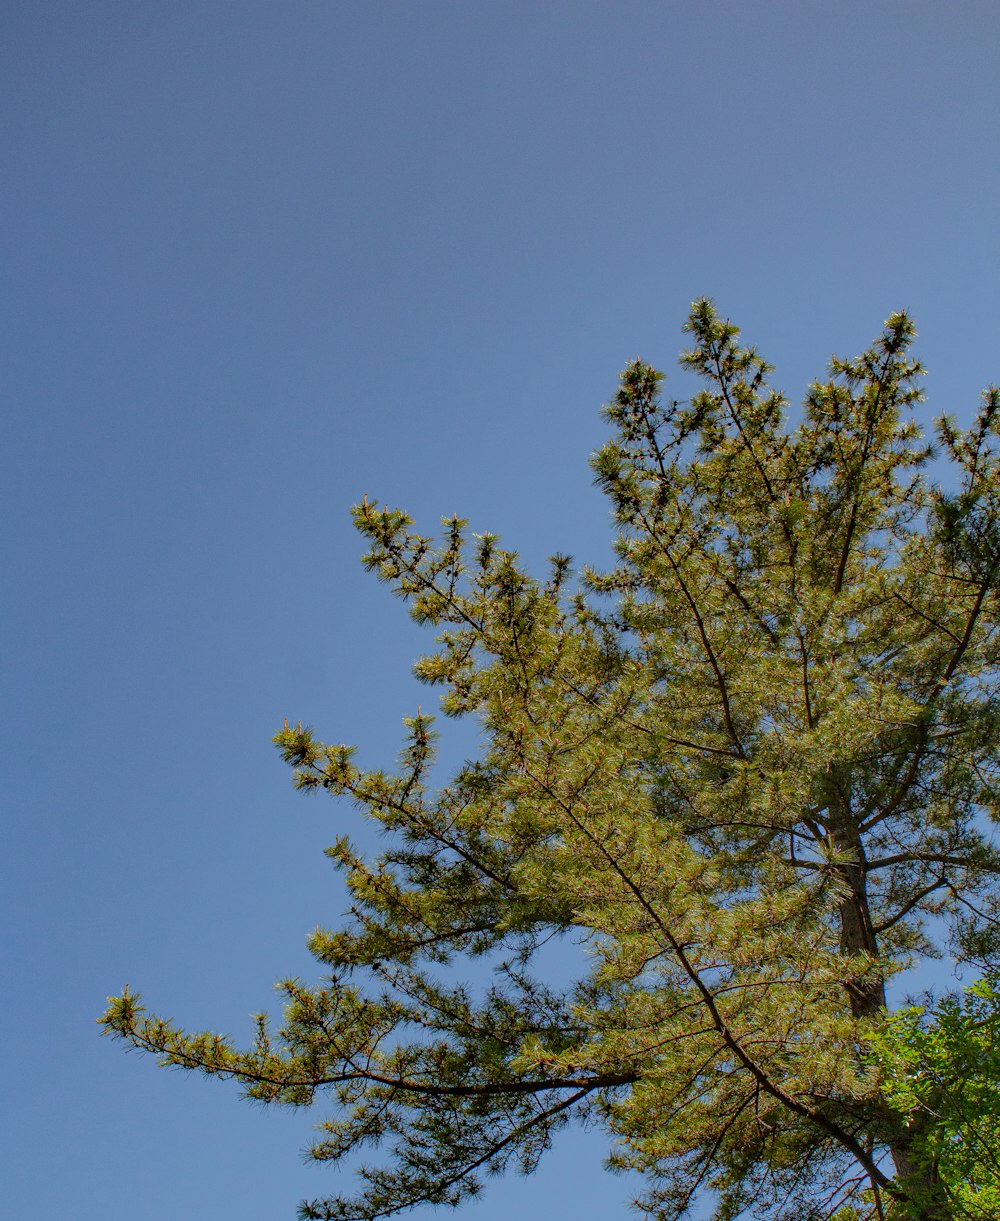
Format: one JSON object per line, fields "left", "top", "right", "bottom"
{"left": 825, "top": 771, "right": 885, "bottom": 1021}
{"left": 825, "top": 776, "right": 952, "bottom": 1219}
{"left": 889, "top": 1126, "right": 952, "bottom": 1221}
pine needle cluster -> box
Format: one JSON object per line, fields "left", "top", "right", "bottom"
{"left": 102, "top": 302, "right": 1000, "bottom": 1221}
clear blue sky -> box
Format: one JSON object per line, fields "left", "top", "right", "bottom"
{"left": 3, "top": 3, "right": 998, "bottom": 1218}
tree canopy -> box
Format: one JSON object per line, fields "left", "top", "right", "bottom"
{"left": 103, "top": 301, "right": 1000, "bottom": 1221}
{"left": 867, "top": 975, "right": 1000, "bottom": 1219}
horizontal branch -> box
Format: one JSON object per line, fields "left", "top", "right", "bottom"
{"left": 115, "top": 1020, "right": 635, "bottom": 1099}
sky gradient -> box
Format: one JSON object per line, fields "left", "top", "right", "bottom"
{"left": 4, "top": 3, "right": 999, "bottom": 1218}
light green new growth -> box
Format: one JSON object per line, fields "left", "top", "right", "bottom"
{"left": 102, "top": 302, "right": 1000, "bottom": 1221}
{"left": 865, "top": 976, "right": 1000, "bottom": 1220}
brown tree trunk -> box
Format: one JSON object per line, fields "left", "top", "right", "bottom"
{"left": 825, "top": 771, "right": 885, "bottom": 1020}
{"left": 889, "top": 1126, "right": 952, "bottom": 1221}
{"left": 826, "top": 775, "right": 952, "bottom": 1220}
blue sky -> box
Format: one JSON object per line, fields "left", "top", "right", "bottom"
{"left": 3, "top": 3, "right": 999, "bottom": 1218}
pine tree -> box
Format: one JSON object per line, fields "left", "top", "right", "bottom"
{"left": 102, "top": 302, "right": 1000, "bottom": 1221}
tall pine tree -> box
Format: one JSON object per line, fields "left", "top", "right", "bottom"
{"left": 103, "top": 302, "right": 1000, "bottom": 1221}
